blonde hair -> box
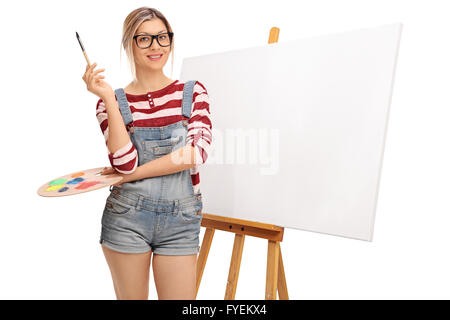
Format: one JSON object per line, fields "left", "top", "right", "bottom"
{"left": 120, "top": 7, "right": 175, "bottom": 84}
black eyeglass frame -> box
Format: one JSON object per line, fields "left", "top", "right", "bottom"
{"left": 132, "top": 32, "right": 174, "bottom": 48}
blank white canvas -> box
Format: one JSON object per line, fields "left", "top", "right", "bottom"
{"left": 180, "top": 23, "right": 402, "bottom": 241}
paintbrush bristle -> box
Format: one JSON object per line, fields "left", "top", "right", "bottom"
{"left": 76, "top": 31, "right": 85, "bottom": 51}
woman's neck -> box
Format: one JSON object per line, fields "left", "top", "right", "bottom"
{"left": 131, "top": 69, "right": 173, "bottom": 93}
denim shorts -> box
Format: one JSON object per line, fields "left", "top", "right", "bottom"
{"left": 99, "top": 187, "right": 203, "bottom": 255}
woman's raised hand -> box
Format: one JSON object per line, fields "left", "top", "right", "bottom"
{"left": 82, "top": 62, "right": 114, "bottom": 100}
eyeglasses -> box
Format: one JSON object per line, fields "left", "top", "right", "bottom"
{"left": 133, "top": 32, "right": 174, "bottom": 49}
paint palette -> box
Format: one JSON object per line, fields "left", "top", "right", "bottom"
{"left": 37, "top": 167, "right": 123, "bottom": 197}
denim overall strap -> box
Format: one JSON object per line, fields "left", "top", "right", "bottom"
{"left": 114, "top": 88, "right": 133, "bottom": 126}
{"left": 181, "top": 80, "right": 197, "bottom": 118}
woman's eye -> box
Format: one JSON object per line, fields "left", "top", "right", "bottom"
{"left": 140, "top": 37, "right": 149, "bottom": 41}
{"left": 159, "top": 35, "right": 166, "bottom": 39}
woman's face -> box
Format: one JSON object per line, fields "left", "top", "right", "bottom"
{"left": 133, "top": 19, "right": 172, "bottom": 72}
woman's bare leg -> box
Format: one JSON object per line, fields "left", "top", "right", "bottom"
{"left": 152, "top": 254, "right": 197, "bottom": 300}
{"left": 101, "top": 245, "right": 152, "bottom": 300}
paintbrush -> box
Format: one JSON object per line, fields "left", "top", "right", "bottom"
{"left": 75, "top": 31, "right": 91, "bottom": 66}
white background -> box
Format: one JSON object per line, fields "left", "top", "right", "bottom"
{"left": 0, "top": 0, "right": 449, "bottom": 299}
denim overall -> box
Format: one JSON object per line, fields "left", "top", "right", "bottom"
{"left": 99, "top": 80, "right": 203, "bottom": 255}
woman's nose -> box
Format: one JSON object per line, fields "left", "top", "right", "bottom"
{"left": 150, "top": 39, "right": 161, "bottom": 49}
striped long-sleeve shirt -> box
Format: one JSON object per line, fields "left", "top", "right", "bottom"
{"left": 95, "top": 80, "right": 212, "bottom": 194}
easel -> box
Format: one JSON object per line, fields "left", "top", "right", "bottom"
{"left": 195, "top": 27, "right": 289, "bottom": 300}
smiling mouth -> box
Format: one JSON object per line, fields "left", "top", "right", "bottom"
{"left": 147, "top": 54, "right": 163, "bottom": 61}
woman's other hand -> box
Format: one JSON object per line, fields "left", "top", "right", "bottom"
{"left": 100, "top": 166, "right": 117, "bottom": 175}
{"left": 82, "top": 62, "right": 114, "bottom": 100}
{"left": 100, "top": 166, "right": 134, "bottom": 187}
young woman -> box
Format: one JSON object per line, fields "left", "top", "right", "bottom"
{"left": 82, "top": 7, "right": 212, "bottom": 300}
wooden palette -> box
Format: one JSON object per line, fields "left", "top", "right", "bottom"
{"left": 37, "top": 167, "right": 123, "bottom": 197}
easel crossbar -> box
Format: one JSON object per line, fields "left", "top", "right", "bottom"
{"left": 201, "top": 213, "right": 284, "bottom": 241}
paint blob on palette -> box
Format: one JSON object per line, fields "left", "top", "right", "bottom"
{"left": 37, "top": 167, "right": 123, "bottom": 197}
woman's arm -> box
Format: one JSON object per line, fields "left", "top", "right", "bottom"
{"left": 130, "top": 145, "right": 197, "bottom": 181}
{"left": 184, "top": 81, "right": 212, "bottom": 165}
{"left": 102, "top": 93, "right": 133, "bottom": 154}
{"left": 96, "top": 94, "right": 138, "bottom": 174}
{"left": 113, "top": 144, "right": 196, "bottom": 185}
{"left": 83, "top": 62, "right": 138, "bottom": 174}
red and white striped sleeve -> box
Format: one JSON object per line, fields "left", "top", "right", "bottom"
{"left": 96, "top": 98, "right": 138, "bottom": 174}
{"left": 186, "top": 81, "right": 212, "bottom": 165}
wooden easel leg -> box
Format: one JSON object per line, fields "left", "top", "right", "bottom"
{"left": 225, "top": 233, "right": 245, "bottom": 300}
{"left": 196, "top": 227, "right": 215, "bottom": 298}
{"left": 277, "top": 244, "right": 289, "bottom": 300}
{"left": 265, "top": 240, "right": 280, "bottom": 300}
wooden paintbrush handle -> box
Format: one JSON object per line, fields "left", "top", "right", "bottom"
{"left": 83, "top": 50, "right": 91, "bottom": 66}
